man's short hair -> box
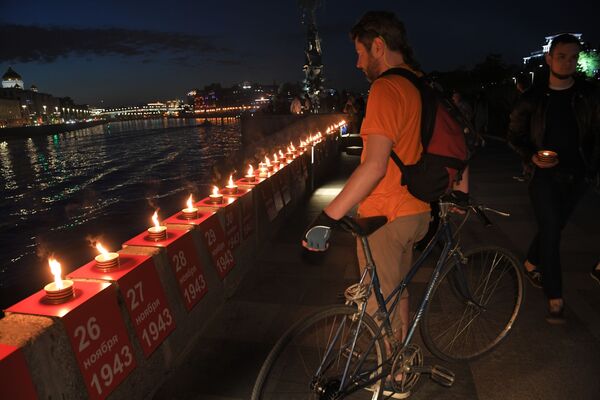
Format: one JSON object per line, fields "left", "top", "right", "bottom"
{"left": 549, "top": 34, "right": 582, "bottom": 54}
{"left": 350, "top": 11, "right": 420, "bottom": 71}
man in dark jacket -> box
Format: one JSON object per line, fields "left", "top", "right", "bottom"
{"left": 508, "top": 33, "right": 600, "bottom": 324}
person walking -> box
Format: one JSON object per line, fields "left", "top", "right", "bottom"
{"left": 302, "top": 11, "right": 430, "bottom": 398}
{"left": 508, "top": 34, "right": 600, "bottom": 324}
{"left": 290, "top": 96, "right": 302, "bottom": 114}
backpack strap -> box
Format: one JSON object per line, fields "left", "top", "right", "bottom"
{"left": 379, "top": 67, "right": 421, "bottom": 87}
{"left": 389, "top": 150, "right": 407, "bottom": 185}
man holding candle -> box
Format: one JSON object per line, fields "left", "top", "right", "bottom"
{"left": 508, "top": 34, "right": 600, "bottom": 324}
{"left": 302, "top": 11, "right": 430, "bottom": 398}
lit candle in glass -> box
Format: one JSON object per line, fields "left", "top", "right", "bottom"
{"left": 182, "top": 194, "right": 198, "bottom": 219}
{"left": 245, "top": 164, "right": 256, "bottom": 182}
{"left": 209, "top": 185, "right": 223, "bottom": 204}
{"left": 44, "top": 258, "right": 74, "bottom": 303}
{"left": 95, "top": 242, "right": 120, "bottom": 270}
{"left": 147, "top": 211, "right": 167, "bottom": 240}
{"left": 225, "top": 174, "right": 238, "bottom": 194}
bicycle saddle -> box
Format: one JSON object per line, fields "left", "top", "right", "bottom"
{"left": 339, "top": 216, "right": 388, "bottom": 237}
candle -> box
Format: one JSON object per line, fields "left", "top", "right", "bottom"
{"left": 209, "top": 185, "right": 223, "bottom": 204}
{"left": 245, "top": 164, "right": 256, "bottom": 182}
{"left": 147, "top": 211, "right": 167, "bottom": 240}
{"left": 225, "top": 174, "right": 238, "bottom": 194}
{"left": 44, "top": 258, "right": 74, "bottom": 303}
{"left": 537, "top": 150, "right": 557, "bottom": 162}
{"left": 94, "top": 242, "right": 120, "bottom": 270}
{"left": 265, "top": 156, "right": 273, "bottom": 172}
{"left": 182, "top": 194, "right": 198, "bottom": 219}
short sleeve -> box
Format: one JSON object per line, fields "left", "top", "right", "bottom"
{"left": 360, "top": 78, "right": 405, "bottom": 145}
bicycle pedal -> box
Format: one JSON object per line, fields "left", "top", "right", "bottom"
{"left": 430, "top": 365, "right": 455, "bottom": 387}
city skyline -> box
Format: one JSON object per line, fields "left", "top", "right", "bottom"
{"left": 1, "top": 0, "right": 598, "bottom": 106}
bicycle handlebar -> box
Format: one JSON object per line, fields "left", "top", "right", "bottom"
{"left": 440, "top": 191, "right": 511, "bottom": 227}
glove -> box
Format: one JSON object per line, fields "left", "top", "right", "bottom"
{"left": 302, "top": 211, "right": 339, "bottom": 251}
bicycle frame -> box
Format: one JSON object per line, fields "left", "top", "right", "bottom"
{"left": 323, "top": 204, "right": 478, "bottom": 397}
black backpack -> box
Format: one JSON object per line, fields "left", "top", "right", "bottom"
{"left": 380, "top": 68, "right": 481, "bottom": 202}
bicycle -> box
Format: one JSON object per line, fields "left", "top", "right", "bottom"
{"left": 252, "top": 191, "right": 524, "bottom": 399}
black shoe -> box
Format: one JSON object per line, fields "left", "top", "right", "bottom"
{"left": 523, "top": 266, "right": 542, "bottom": 289}
{"left": 545, "top": 302, "right": 566, "bottom": 325}
{"left": 591, "top": 267, "right": 600, "bottom": 286}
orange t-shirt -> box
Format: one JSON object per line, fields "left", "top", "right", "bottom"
{"left": 357, "top": 70, "right": 430, "bottom": 221}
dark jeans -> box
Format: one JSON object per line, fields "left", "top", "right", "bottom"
{"left": 527, "top": 168, "right": 587, "bottom": 299}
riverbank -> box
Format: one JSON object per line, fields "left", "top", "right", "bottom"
{"left": 0, "top": 120, "right": 107, "bottom": 140}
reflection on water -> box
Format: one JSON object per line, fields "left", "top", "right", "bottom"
{"left": 0, "top": 118, "right": 241, "bottom": 308}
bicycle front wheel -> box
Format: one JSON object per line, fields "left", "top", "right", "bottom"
{"left": 421, "top": 246, "right": 524, "bottom": 361}
{"left": 252, "top": 305, "right": 386, "bottom": 400}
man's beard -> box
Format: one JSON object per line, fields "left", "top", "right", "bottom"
{"left": 550, "top": 69, "right": 574, "bottom": 80}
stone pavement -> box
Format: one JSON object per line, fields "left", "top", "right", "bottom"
{"left": 153, "top": 139, "right": 600, "bottom": 400}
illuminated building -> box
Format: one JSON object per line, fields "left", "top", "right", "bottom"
{"left": 187, "top": 82, "right": 275, "bottom": 114}
{"left": 2, "top": 67, "right": 24, "bottom": 89}
{"left": 0, "top": 67, "right": 90, "bottom": 127}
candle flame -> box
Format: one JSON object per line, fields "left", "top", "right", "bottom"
{"left": 228, "top": 174, "right": 234, "bottom": 186}
{"left": 247, "top": 164, "right": 253, "bottom": 175}
{"left": 265, "top": 155, "right": 271, "bottom": 166}
{"left": 212, "top": 185, "right": 219, "bottom": 196}
{"left": 152, "top": 211, "right": 160, "bottom": 228}
{"left": 95, "top": 242, "right": 108, "bottom": 255}
{"left": 273, "top": 153, "right": 278, "bottom": 162}
{"left": 290, "top": 142, "right": 296, "bottom": 151}
{"left": 278, "top": 150, "right": 284, "bottom": 158}
{"left": 48, "top": 258, "right": 63, "bottom": 289}
{"left": 187, "top": 194, "right": 193, "bottom": 209}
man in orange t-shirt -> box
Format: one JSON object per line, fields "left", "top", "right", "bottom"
{"left": 303, "top": 11, "right": 430, "bottom": 353}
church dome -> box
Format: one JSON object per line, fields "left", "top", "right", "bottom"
{"left": 2, "top": 67, "right": 22, "bottom": 81}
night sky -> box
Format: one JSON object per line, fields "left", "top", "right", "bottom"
{"left": 1, "top": 0, "right": 597, "bottom": 107}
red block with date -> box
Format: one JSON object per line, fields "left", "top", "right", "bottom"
{"left": 7, "top": 281, "right": 136, "bottom": 400}
{"left": 198, "top": 213, "right": 236, "bottom": 280}
{"left": 123, "top": 230, "right": 208, "bottom": 312}
{"left": 68, "top": 254, "right": 177, "bottom": 358}
{"left": 0, "top": 344, "right": 38, "bottom": 399}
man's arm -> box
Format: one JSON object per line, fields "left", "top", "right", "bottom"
{"left": 324, "top": 134, "right": 392, "bottom": 219}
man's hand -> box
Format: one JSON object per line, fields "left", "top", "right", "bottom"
{"left": 302, "top": 211, "right": 339, "bottom": 251}
{"left": 532, "top": 153, "right": 559, "bottom": 168}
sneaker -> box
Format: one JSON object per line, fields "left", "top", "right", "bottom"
{"left": 382, "top": 380, "right": 411, "bottom": 399}
{"left": 591, "top": 265, "right": 600, "bottom": 286}
{"left": 523, "top": 261, "right": 542, "bottom": 289}
{"left": 545, "top": 301, "right": 566, "bottom": 325}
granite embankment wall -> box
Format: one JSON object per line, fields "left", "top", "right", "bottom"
{"left": 0, "top": 115, "right": 346, "bottom": 399}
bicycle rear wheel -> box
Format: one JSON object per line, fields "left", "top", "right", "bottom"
{"left": 421, "top": 246, "right": 524, "bottom": 361}
{"left": 252, "top": 305, "right": 386, "bottom": 400}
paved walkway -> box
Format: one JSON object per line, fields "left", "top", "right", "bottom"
{"left": 154, "top": 140, "right": 600, "bottom": 400}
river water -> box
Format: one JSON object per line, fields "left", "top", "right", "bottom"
{"left": 0, "top": 118, "right": 242, "bottom": 309}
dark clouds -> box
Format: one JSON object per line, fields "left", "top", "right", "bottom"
{"left": 0, "top": 24, "right": 229, "bottom": 64}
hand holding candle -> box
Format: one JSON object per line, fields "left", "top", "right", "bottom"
{"left": 533, "top": 150, "right": 558, "bottom": 168}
